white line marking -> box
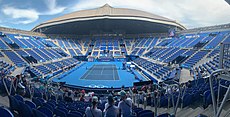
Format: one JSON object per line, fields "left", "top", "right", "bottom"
{"left": 101, "top": 66, "right": 104, "bottom": 75}
{"left": 88, "top": 74, "right": 113, "bottom": 76}
{"left": 83, "top": 65, "right": 95, "bottom": 79}
{"left": 82, "top": 64, "right": 119, "bottom": 81}
{"left": 113, "top": 65, "right": 115, "bottom": 80}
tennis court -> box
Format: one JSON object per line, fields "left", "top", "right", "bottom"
{"left": 80, "top": 64, "right": 119, "bottom": 80}
{"left": 53, "top": 62, "right": 145, "bottom": 88}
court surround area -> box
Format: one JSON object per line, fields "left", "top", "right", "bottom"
{"left": 53, "top": 62, "right": 145, "bottom": 88}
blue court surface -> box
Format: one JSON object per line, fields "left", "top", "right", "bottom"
{"left": 80, "top": 64, "right": 119, "bottom": 80}
{"left": 53, "top": 62, "right": 146, "bottom": 88}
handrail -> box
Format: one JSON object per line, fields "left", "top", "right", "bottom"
{"left": 2, "top": 78, "right": 10, "bottom": 96}
{"left": 209, "top": 69, "right": 230, "bottom": 117}
{"left": 180, "top": 85, "right": 187, "bottom": 108}
{"left": 163, "top": 83, "right": 181, "bottom": 116}
{"left": 2, "top": 77, "right": 17, "bottom": 96}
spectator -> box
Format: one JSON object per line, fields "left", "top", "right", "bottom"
{"left": 64, "top": 91, "right": 73, "bottom": 102}
{"left": 132, "top": 86, "right": 137, "bottom": 94}
{"left": 80, "top": 93, "right": 85, "bottom": 102}
{"left": 189, "top": 68, "right": 193, "bottom": 76}
{"left": 15, "top": 74, "right": 26, "bottom": 96}
{"left": 187, "top": 81, "right": 192, "bottom": 88}
{"left": 104, "top": 94, "right": 119, "bottom": 117}
{"left": 81, "top": 89, "right": 86, "bottom": 95}
{"left": 142, "top": 91, "right": 147, "bottom": 109}
{"left": 139, "top": 91, "right": 144, "bottom": 104}
{"left": 109, "top": 87, "right": 115, "bottom": 95}
{"left": 141, "top": 85, "right": 147, "bottom": 92}
{"left": 121, "top": 85, "right": 125, "bottom": 91}
{"left": 85, "top": 96, "right": 102, "bottom": 117}
{"left": 118, "top": 90, "right": 132, "bottom": 117}
{"left": 114, "top": 96, "right": 119, "bottom": 106}
{"left": 88, "top": 92, "right": 95, "bottom": 102}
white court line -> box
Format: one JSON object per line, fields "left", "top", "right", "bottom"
{"left": 88, "top": 74, "right": 113, "bottom": 75}
{"left": 113, "top": 65, "right": 115, "bottom": 80}
{"left": 101, "top": 66, "right": 104, "bottom": 75}
{"left": 82, "top": 65, "right": 95, "bottom": 79}
{"left": 82, "top": 64, "right": 118, "bottom": 80}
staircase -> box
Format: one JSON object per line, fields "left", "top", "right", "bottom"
{"left": 180, "top": 68, "right": 193, "bottom": 83}
{"left": 135, "top": 100, "right": 230, "bottom": 117}
{"left": 11, "top": 67, "right": 26, "bottom": 76}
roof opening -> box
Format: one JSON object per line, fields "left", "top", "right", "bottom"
{"left": 101, "top": 3, "right": 112, "bottom": 8}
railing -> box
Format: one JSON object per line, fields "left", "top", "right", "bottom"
{"left": 150, "top": 80, "right": 185, "bottom": 116}
{"left": 209, "top": 42, "right": 230, "bottom": 117}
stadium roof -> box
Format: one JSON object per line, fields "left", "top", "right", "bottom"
{"left": 32, "top": 4, "right": 186, "bottom": 35}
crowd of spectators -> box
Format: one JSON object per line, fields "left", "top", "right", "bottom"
{"left": 0, "top": 62, "right": 186, "bottom": 117}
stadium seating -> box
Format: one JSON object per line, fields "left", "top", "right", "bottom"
{"left": 3, "top": 72, "right": 226, "bottom": 117}
{"left": 0, "top": 22, "right": 230, "bottom": 117}
{"left": 0, "top": 106, "right": 14, "bottom": 117}
{"left": 3, "top": 51, "right": 27, "bottom": 66}
{"left": 182, "top": 51, "right": 209, "bottom": 69}
{"left": 0, "top": 60, "right": 15, "bottom": 75}
{"left": 207, "top": 49, "right": 220, "bottom": 58}
{"left": 0, "top": 39, "right": 10, "bottom": 49}
{"left": 134, "top": 58, "right": 172, "bottom": 80}
{"left": 205, "top": 32, "right": 228, "bottom": 49}
{"left": 0, "top": 30, "right": 229, "bottom": 78}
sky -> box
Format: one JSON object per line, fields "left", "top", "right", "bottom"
{"left": 0, "top": 0, "right": 229, "bottom": 31}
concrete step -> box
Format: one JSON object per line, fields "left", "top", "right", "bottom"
{"left": 224, "top": 108, "right": 230, "bottom": 117}
{"left": 200, "top": 105, "right": 214, "bottom": 117}
{"left": 187, "top": 107, "right": 203, "bottom": 117}
{"left": 219, "top": 100, "right": 230, "bottom": 117}
{"left": 182, "top": 108, "right": 198, "bottom": 117}
{"left": 11, "top": 67, "right": 25, "bottom": 76}
{"left": 200, "top": 99, "right": 230, "bottom": 117}
{"left": 176, "top": 107, "right": 193, "bottom": 117}
{"left": 164, "top": 108, "right": 174, "bottom": 115}
{"left": 134, "top": 100, "right": 230, "bottom": 117}
{"left": 157, "top": 107, "right": 169, "bottom": 115}
{"left": 180, "top": 68, "right": 193, "bottom": 83}
{"left": 0, "top": 96, "right": 9, "bottom": 107}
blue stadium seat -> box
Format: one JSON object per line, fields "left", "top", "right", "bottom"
{"left": 157, "top": 113, "right": 171, "bottom": 117}
{"left": 54, "top": 108, "right": 67, "bottom": 117}
{"left": 14, "top": 94, "right": 24, "bottom": 102}
{"left": 137, "top": 110, "right": 153, "bottom": 116}
{"left": 133, "top": 107, "right": 143, "bottom": 114}
{"left": 25, "top": 100, "right": 36, "bottom": 109}
{"left": 139, "top": 111, "right": 154, "bottom": 117}
{"left": 129, "top": 115, "right": 137, "bottom": 117}
{"left": 203, "top": 90, "right": 212, "bottom": 108}
{"left": 32, "top": 98, "right": 43, "bottom": 107}
{"left": 38, "top": 107, "right": 53, "bottom": 117}
{"left": 0, "top": 39, "right": 9, "bottom": 49}
{"left": 182, "top": 94, "right": 192, "bottom": 107}
{"left": 56, "top": 107, "right": 68, "bottom": 115}
{"left": 8, "top": 95, "right": 20, "bottom": 112}
{"left": 67, "top": 113, "right": 82, "bottom": 117}
{"left": 46, "top": 101, "right": 56, "bottom": 109}
{"left": 32, "top": 109, "right": 48, "bottom": 117}
{"left": 37, "top": 98, "right": 45, "bottom": 103}
{"left": 3, "top": 51, "right": 27, "bottom": 66}
{"left": 43, "top": 103, "right": 54, "bottom": 112}
{"left": 0, "top": 106, "right": 14, "bottom": 117}
{"left": 70, "top": 111, "right": 83, "bottom": 117}
{"left": 18, "top": 101, "right": 33, "bottom": 117}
